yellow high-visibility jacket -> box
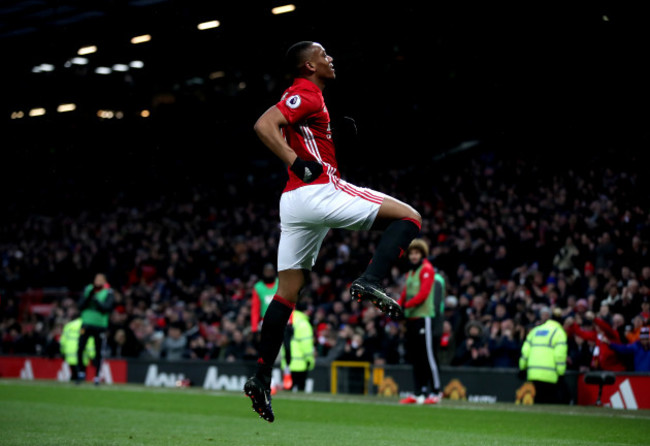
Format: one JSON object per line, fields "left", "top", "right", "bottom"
{"left": 60, "top": 318, "right": 95, "bottom": 366}
{"left": 519, "top": 319, "right": 567, "bottom": 383}
{"left": 281, "top": 311, "right": 315, "bottom": 373}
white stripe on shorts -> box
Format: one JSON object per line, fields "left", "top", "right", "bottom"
{"left": 277, "top": 181, "right": 384, "bottom": 271}
{"left": 336, "top": 179, "right": 384, "bottom": 204}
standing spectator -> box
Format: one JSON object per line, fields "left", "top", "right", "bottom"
{"left": 553, "top": 237, "right": 580, "bottom": 274}
{"left": 77, "top": 273, "right": 115, "bottom": 384}
{"left": 594, "top": 232, "right": 617, "bottom": 273}
{"left": 606, "top": 326, "right": 650, "bottom": 372}
{"left": 453, "top": 320, "right": 491, "bottom": 367}
{"left": 626, "top": 315, "right": 645, "bottom": 343}
{"left": 601, "top": 284, "right": 621, "bottom": 310}
{"left": 223, "top": 328, "right": 257, "bottom": 362}
{"left": 160, "top": 321, "right": 188, "bottom": 360}
{"left": 488, "top": 318, "right": 521, "bottom": 368}
{"left": 567, "top": 315, "right": 627, "bottom": 372}
{"left": 639, "top": 297, "right": 650, "bottom": 324}
{"left": 519, "top": 308, "right": 568, "bottom": 404}
{"left": 108, "top": 327, "right": 143, "bottom": 358}
{"left": 613, "top": 281, "right": 642, "bottom": 323}
{"left": 382, "top": 321, "right": 407, "bottom": 365}
{"left": 437, "top": 320, "right": 456, "bottom": 366}
{"left": 188, "top": 335, "right": 210, "bottom": 360}
{"left": 398, "top": 239, "right": 445, "bottom": 404}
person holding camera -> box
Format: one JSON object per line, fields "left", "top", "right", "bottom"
{"left": 453, "top": 320, "right": 491, "bottom": 367}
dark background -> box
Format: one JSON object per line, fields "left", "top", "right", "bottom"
{"left": 1, "top": 1, "right": 649, "bottom": 216}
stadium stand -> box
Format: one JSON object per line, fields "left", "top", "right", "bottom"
{"left": 2, "top": 145, "right": 650, "bottom": 373}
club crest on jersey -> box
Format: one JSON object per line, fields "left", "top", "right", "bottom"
{"left": 285, "top": 94, "right": 301, "bottom": 109}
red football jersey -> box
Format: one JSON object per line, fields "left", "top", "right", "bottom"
{"left": 275, "top": 78, "right": 340, "bottom": 192}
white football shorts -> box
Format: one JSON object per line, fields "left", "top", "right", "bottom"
{"left": 277, "top": 180, "right": 385, "bottom": 271}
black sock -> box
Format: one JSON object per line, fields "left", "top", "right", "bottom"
{"left": 363, "top": 218, "right": 420, "bottom": 281}
{"left": 255, "top": 295, "right": 295, "bottom": 387}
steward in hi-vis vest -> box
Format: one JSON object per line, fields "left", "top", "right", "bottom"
{"left": 60, "top": 318, "right": 95, "bottom": 381}
{"left": 280, "top": 308, "right": 315, "bottom": 391}
{"left": 519, "top": 308, "right": 568, "bottom": 404}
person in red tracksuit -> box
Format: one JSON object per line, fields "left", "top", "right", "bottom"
{"left": 397, "top": 239, "right": 443, "bottom": 404}
{"left": 567, "top": 315, "right": 627, "bottom": 372}
{"left": 250, "top": 263, "right": 279, "bottom": 334}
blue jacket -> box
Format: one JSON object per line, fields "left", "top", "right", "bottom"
{"left": 608, "top": 342, "right": 650, "bottom": 372}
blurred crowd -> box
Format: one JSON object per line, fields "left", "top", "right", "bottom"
{"left": 2, "top": 146, "right": 650, "bottom": 372}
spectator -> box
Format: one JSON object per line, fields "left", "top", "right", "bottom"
{"left": 488, "top": 318, "right": 521, "bottom": 368}
{"left": 2, "top": 147, "right": 650, "bottom": 373}
{"left": 188, "top": 335, "right": 210, "bottom": 360}
{"left": 382, "top": 321, "right": 407, "bottom": 365}
{"left": 160, "top": 322, "right": 189, "bottom": 360}
{"left": 452, "top": 321, "right": 490, "bottom": 367}
{"left": 222, "top": 329, "right": 257, "bottom": 362}
{"left": 606, "top": 326, "right": 650, "bottom": 372}
{"left": 626, "top": 315, "right": 645, "bottom": 343}
{"left": 639, "top": 297, "right": 650, "bottom": 324}
{"left": 108, "top": 327, "right": 143, "bottom": 358}
{"left": 566, "top": 315, "right": 627, "bottom": 372}
{"left": 437, "top": 320, "right": 456, "bottom": 366}
{"left": 553, "top": 237, "right": 580, "bottom": 274}
{"left": 601, "top": 284, "right": 622, "bottom": 310}
{"left": 612, "top": 285, "right": 640, "bottom": 323}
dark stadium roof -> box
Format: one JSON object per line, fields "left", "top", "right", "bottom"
{"left": 1, "top": 1, "right": 649, "bottom": 164}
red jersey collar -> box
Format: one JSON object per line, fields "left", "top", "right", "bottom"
{"left": 291, "top": 77, "right": 322, "bottom": 93}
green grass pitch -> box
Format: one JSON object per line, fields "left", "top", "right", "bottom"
{"left": 1, "top": 379, "right": 648, "bottom": 446}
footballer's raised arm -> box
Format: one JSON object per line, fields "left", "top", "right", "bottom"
{"left": 254, "top": 105, "right": 297, "bottom": 167}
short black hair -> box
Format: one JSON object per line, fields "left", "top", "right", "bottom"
{"left": 285, "top": 41, "right": 315, "bottom": 76}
